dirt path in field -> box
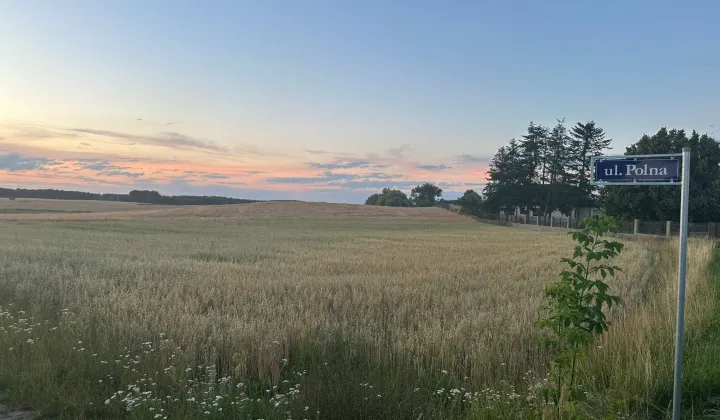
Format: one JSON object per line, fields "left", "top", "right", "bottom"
{"left": 0, "top": 406, "right": 34, "bottom": 420}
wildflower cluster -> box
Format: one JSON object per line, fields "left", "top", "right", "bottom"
{"left": 423, "top": 370, "right": 556, "bottom": 418}
{"left": 0, "top": 306, "right": 313, "bottom": 419}
{"left": 98, "top": 340, "right": 306, "bottom": 418}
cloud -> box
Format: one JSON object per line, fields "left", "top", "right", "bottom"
{"left": 417, "top": 164, "right": 452, "bottom": 171}
{"left": 76, "top": 160, "right": 131, "bottom": 172}
{"left": 0, "top": 120, "right": 492, "bottom": 204}
{"left": 74, "top": 157, "right": 141, "bottom": 163}
{"left": 455, "top": 154, "right": 490, "bottom": 165}
{"left": 2, "top": 123, "right": 79, "bottom": 141}
{"left": 200, "top": 174, "right": 231, "bottom": 180}
{"left": 308, "top": 160, "right": 371, "bottom": 169}
{"left": 104, "top": 170, "right": 145, "bottom": 178}
{"left": 334, "top": 180, "right": 426, "bottom": 190}
{"left": 74, "top": 176, "right": 126, "bottom": 185}
{"left": 266, "top": 170, "right": 407, "bottom": 185}
{"left": 304, "top": 149, "right": 357, "bottom": 157}
{"left": 204, "top": 180, "right": 248, "bottom": 187}
{"left": 70, "top": 159, "right": 147, "bottom": 179}
{"left": 0, "top": 153, "right": 56, "bottom": 171}
{"left": 387, "top": 144, "right": 412, "bottom": 160}
{"left": 181, "top": 170, "right": 256, "bottom": 180}
{"left": 305, "top": 150, "right": 331, "bottom": 155}
{"left": 362, "top": 172, "right": 402, "bottom": 180}
{"left": 438, "top": 182, "right": 485, "bottom": 188}
{"left": 265, "top": 169, "right": 430, "bottom": 190}
{"left": 70, "top": 128, "right": 225, "bottom": 153}
{"left": 266, "top": 172, "right": 358, "bottom": 184}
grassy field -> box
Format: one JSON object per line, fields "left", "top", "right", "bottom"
{"left": 0, "top": 198, "right": 167, "bottom": 213}
{"left": 0, "top": 200, "right": 472, "bottom": 221}
{"left": 0, "top": 203, "right": 716, "bottom": 419}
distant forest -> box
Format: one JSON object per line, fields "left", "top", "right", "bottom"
{"left": 0, "top": 188, "right": 260, "bottom": 205}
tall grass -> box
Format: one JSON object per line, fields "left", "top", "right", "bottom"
{"left": 0, "top": 218, "right": 714, "bottom": 419}
{"left": 580, "top": 236, "right": 717, "bottom": 418}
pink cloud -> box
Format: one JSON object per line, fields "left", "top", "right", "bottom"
{"left": 0, "top": 120, "right": 491, "bottom": 200}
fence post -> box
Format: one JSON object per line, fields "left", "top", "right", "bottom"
{"left": 567, "top": 217, "right": 570, "bottom": 228}
{"left": 633, "top": 219, "right": 639, "bottom": 235}
{"left": 709, "top": 222, "right": 717, "bottom": 238}
{"left": 536, "top": 215, "right": 539, "bottom": 226}
{"left": 666, "top": 221, "right": 672, "bottom": 237}
{"left": 550, "top": 217, "right": 553, "bottom": 228}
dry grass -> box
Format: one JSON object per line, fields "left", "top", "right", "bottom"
{"left": 0, "top": 198, "right": 169, "bottom": 213}
{"left": 0, "top": 205, "right": 715, "bottom": 419}
{"left": 582, "top": 236, "right": 718, "bottom": 415}
{"left": 0, "top": 201, "right": 472, "bottom": 221}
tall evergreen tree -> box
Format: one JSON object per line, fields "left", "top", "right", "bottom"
{"left": 520, "top": 122, "right": 550, "bottom": 184}
{"left": 515, "top": 122, "right": 551, "bottom": 214}
{"left": 483, "top": 119, "right": 613, "bottom": 218}
{"left": 569, "top": 121, "right": 612, "bottom": 197}
{"left": 546, "top": 119, "right": 572, "bottom": 184}
{"left": 535, "top": 119, "right": 575, "bottom": 215}
{"left": 483, "top": 139, "right": 529, "bottom": 212}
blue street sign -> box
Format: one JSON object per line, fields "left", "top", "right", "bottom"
{"left": 591, "top": 154, "right": 681, "bottom": 185}
{"left": 592, "top": 150, "right": 691, "bottom": 420}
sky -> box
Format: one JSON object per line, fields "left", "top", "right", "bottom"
{"left": 0, "top": 0, "right": 718, "bottom": 203}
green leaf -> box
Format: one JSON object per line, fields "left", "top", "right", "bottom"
{"left": 534, "top": 214, "right": 624, "bottom": 398}
{"left": 573, "top": 246, "right": 583, "bottom": 259}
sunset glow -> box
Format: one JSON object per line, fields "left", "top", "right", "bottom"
{"left": 1, "top": 1, "right": 716, "bottom": 203}
{"left": 0, "top": 119, "right": 489, "bottom": 202}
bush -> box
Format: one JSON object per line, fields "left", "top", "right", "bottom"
{"left": 364, "top": 189, "right": 411, "bottom": 207}
{"left": 410, "top": 183, "right": 443, "bottom": 207}
{"left": 365, "top": 194, "right": 380, "bottom": 205}
{"left": 456, "top": 190, "right": 482, "bottom": 216}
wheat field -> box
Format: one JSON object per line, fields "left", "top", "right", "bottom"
{"left": 0, "top": 200, "right": 472, "bottom": 221}
{"left": 0, "top": 198, "right": 172, "bottom": 213}
{"left": 0, "top": 203, "right": 715, "bottom": 419}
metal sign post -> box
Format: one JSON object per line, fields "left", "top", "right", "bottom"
{"left": 672, "top": 147, "right": 691, "bottom": 420}
{"left": 591, "top": 148, "right": 690, "bottom": 420}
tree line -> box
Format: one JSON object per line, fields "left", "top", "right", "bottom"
{"left": 365, "top": 122, "right": 719, "bottom": 223}
{"left": 364, "top": 119, "right": 611, "bottom": 217}
{"left": 0, "top": 188, "right": 260, "bottom": 205}
{"left": 482, "top": 119, "right": 610, "bottom": 217}
{"left": 365, "top": 183, "right": 444, "bottom": 207}
{"left": 364, "top": 183, "right": 486, "bottom": 217}
{"left": 599, "top": 128, "right": 720, "bottom": 223}
{"left": 484, "top": 121, "right": 720, "bottom": 223}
